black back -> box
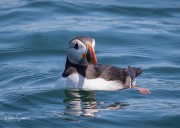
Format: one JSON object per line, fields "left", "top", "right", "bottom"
{"left": 62, "top": 58, "right": 143, "bottom": 84}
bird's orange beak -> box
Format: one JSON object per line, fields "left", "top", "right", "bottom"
{"left": 82, "top": 43, "right": 97, "bottom": 64}
{"left": 88, "top": 44, "right": 97, "bottom": 64}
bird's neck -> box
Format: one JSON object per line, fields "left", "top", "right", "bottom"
{"left": 62, "top": 58, "right": 88, "bottom": 77}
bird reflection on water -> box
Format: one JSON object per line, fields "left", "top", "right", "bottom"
{"left": 63, "top": 90, "right": 129, "bottom": 117}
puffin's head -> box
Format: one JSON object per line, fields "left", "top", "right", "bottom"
{"left": 67, "top": 37, "right": 98, "bottom": 66}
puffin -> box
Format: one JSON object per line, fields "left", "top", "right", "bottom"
{"left": 61, "top": 37, "right": 151, "bottom": 94}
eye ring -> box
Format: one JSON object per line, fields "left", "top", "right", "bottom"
{"left": 74, "top": 43, "right": 78, "bottom": 49}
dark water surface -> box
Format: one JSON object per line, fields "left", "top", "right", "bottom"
{"left": 0, "top": 0, "right": 180, "bottom": 127}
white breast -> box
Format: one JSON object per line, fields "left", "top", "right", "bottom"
{"left": 56, "top": 73, "right": 125, "bottom": 91}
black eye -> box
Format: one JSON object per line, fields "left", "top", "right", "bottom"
{"left": 74, "top": 43, "right": 78, "bottom": 49}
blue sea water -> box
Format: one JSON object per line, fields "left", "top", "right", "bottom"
{"left": 0, "top": 0, "right": 180, "bottom": 127}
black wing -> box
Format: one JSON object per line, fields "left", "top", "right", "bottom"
{"left": 85, "top": 64, "right": 142, "bottom": 84}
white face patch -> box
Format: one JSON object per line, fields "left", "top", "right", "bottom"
{"left": 92, "top": 39, "right": 95, "bottom": 49}
{"left": 67, "top": 39, "right": 86, "bottom": 65}
{"left": 67, "top": 38, "right": 96, "bottom": 66}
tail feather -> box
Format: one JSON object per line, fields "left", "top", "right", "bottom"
{"left": 125, "top": 66, "right": 143, "bottom": 80}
